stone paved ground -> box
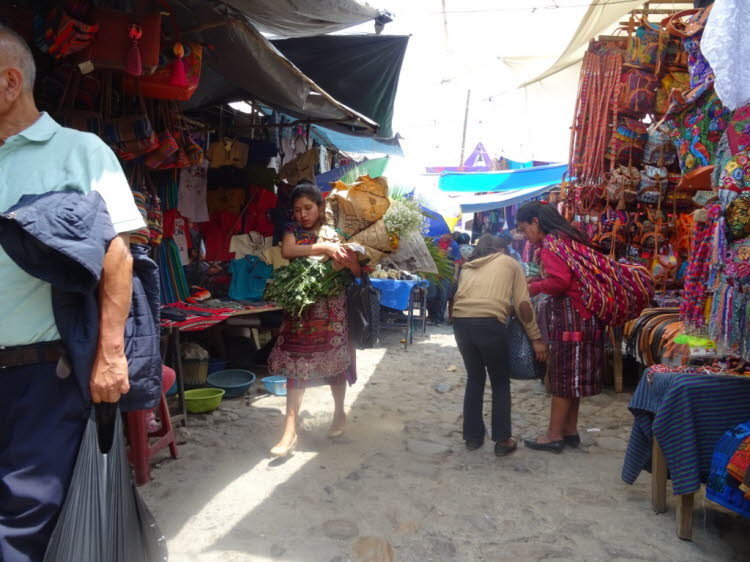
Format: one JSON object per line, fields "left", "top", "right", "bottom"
{"left": 143, "top": 326, "right": 750, "bottom": 561}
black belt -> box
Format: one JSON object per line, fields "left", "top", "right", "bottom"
{"left": 0, "top": 341, "right": 65, "bottom": 370}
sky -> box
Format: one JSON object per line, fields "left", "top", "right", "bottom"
{"left": 344, "top": 0, "right": 595, "bottom": 168}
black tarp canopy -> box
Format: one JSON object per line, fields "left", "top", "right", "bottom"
{"left": 272, "top": 35, "right": 409, "bottom": 138}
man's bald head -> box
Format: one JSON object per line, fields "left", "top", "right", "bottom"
{"left": 0, "top": 24, "right": 35, "bottom": 91}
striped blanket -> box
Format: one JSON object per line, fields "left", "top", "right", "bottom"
{"left": 543, "top": 235, "right": 654, "bottom": 327}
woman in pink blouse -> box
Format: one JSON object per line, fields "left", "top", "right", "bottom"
{"left": 516, "top": 202, "right": 605, "bottom": 453}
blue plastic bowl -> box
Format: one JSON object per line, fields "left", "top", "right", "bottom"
{"left": 262, "top": 375, "right": 287, "bottom": 396}
{"left": 206, "top": 369, "right": 256, "bottom": 399}
{"left": 166, "top": 381, "right": 178, "bottom": 397}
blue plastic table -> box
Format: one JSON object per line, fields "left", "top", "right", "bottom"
{"left": 370, "top": 278, "right": 429, "bottom": 348}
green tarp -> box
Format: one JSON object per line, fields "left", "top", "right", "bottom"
{"left": 272, "top": 35, "right": 409, "bottom": 138}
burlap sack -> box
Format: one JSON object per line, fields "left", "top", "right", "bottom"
{"left": 379, "top": 232, "right": 438, "bottom": 274}
{"left": 348, "top": 219, "right": 392, "bottom": 252}
{"left": 326, "top": 192, "right": 372, "bottom": 237}
{"left": 334, "top": 175, "right": 390, "bottom": 223}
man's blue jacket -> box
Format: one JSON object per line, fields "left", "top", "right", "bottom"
{"left": 0, "top": 189, "right": 161, "bottom": 411}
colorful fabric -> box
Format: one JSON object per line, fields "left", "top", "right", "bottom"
{"left": 727, "top": 105, "right": 750, "bottom": 156}
{"left": 158, "top": 238, "right": 190, "bottom": 303}
{"left": 719, "top": 151, "right": 750, "bottom": 195}
{"left": 537, "top": 296, "right": 603, "bottom": 398}
{"left": 727, "top": 436, "right": 750, "bottom": 486}
{"left": 683, "top": 33, "right": 713, "bottom": 89}
{"left": 160, "top": 301, "right": 279, "bottom": 331}
{"left": 268, "top": 293, "right": 356, "bottom": 387}
{"left": 541, "top": 235, "right": 654, "bottom": 327}
{"left": 623, "top": 370, "right": 750, "bottom": 495}
{"left": 706, "top": 422, "right": 750, "bottom": 517}
{"left": 681, "top": 205, "right": 721, "bottom": 330}
{"left": 269, "top": 223, "right": 355, "bottom": 387}
{"left": 664, "top": 82, "right": 731, "bottom": 176}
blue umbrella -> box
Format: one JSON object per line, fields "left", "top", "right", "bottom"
{"left": 421, "top": 205, "right": 451, "bottom": 237}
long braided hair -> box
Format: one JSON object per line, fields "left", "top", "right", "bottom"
{"left": 517, "top": 201, "right": 591, "bottom": 247}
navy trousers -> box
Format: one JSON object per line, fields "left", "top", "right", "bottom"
{"left": 0, "top": 363, "right": 88, "bottom": 562}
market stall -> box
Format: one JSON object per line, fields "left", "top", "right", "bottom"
{"left": 1, "top": 0, "right": 416, "bottom": 482}
{"left": 546, "top": 0, "right": 750, "bottom": 539}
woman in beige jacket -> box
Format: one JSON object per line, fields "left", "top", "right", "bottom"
{"left": 452, "top": 235, "right": 547, "bottom": 456}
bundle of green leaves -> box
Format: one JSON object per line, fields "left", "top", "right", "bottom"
{"left": 264, "top": 258, "right": 353, "bottom": 317}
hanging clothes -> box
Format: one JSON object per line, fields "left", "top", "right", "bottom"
{"left": 242, "top": 186, "right": 277, "bottom": 237}
{"left": 178, "top": 161, "right": 209, "bottom": 223}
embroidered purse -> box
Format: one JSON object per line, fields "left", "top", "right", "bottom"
{"left": 617, "top": 69, "right": 658, "bottom": 116}
{"left": 608, "top": 117, "right": 648, "bottom": 166}
{"left": 624, "top": 19, "right": 661, "bottom": 71}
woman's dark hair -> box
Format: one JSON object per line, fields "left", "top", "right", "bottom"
{"left": 458, "top": 232, "right": 471, "bottom": 245}
{"left": 516, "top": 201, "right": 591, "bottom": 246}
{"left": 291, "top": 182, "right": 324, "bottom": 209}
{"left": 469, "top": 234, "right": 505, "bottom": 261}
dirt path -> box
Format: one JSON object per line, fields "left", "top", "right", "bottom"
{"left": 142, "top": 327, "right": 750, "bottom": 561}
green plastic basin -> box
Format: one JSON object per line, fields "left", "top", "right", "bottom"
{"left": 183, "top": 388, "right": 225, "bottom": 414}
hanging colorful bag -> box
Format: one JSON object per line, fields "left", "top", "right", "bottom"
{"left": 542, "top": 235, "right": 654, "bottom": 327}
{"left": 617, "top": 69, "right": 658, "bottom": 116}
{"left": 33, "top": 8, "right": 100, "bottom": 60}
{"left": 608, "top": 117, "right": 648, "bottom": 166}
{"left": 655, "top": 71, "right": 690, "bottom": 115}
{"left": 81, "top": 8, "right": 161, "bottom": 74}
{"left": 624, "top": 19, "right": 661, "bottom": 71}
{"left": 123, "top": 43, "right": 203, "bottom": 101}
{"left": 643, "top": 128, "right": 677, "bottom": 166}
{"left": 662, "top": 79, "right": 731, "bottom": 180}
{"left": 665, "top": 6, "right": 714, "bottom": 88}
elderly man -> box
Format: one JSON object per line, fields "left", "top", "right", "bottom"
{"left": 0, "top": 26, "right": 145, "bottom": 562}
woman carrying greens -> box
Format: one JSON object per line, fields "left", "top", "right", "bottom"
{"left": 267, "top": 183, "right": 361, "bottom": 457}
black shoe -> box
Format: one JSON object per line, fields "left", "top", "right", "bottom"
{"left": 523, "top": 438, "right": 564, "bottom": 454}
{"left": 564, "top": 434, "right": 581, "bottom": 448}
{"left": 494, "top": 438, "right": 517, "bottom": 457}
{"left": 465, "top": 439, "right": 484, "bottom": 451}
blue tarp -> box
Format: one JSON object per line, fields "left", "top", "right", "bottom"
{"left": 312, "top": 126, "right": 403, "bottom": 156}
{"left": 438, "top": 163, "right": 567, "bottom": 193}
{"left": 457, "top": 185, "right": 556, "bottom": 213}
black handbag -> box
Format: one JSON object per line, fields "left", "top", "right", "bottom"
{"left": 347, "top": 271, "right": 380, "bottom": 349}
{"left": 507, "top": 317, "right": 546, "bottom": 380}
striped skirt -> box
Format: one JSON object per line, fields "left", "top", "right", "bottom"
{"left": 538, "top": 296, "right": 604, "bottom": 398}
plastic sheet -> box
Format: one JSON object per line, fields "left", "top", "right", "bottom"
{"left": 44, "top": 405, "right": 168, "bottom": 562}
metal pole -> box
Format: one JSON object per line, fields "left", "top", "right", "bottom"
{"left": 459, "top": 89, "right": 471, "bottom": 169}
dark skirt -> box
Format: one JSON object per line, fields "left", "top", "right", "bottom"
{"left": 268, "top": 293, "right": 356, "bottom": 389}
{"left": 537, "top": 296, "right": 604, "bottom": 398}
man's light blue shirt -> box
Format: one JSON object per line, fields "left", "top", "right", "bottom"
{"left": 0, "top": 113, "right": 144, "bottom": 346}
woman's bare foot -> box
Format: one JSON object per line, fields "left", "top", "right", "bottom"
{"left": 328, "top": 412, "right": 346, "bottom": 438}
{"left": 270, "top": 431, "right": 298, "bottom": 457}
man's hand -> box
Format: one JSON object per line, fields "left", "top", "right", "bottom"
{"left": 92, "top": 234, "right": 133, "bottom": 403}
{"left": 90, "top": 347, "right": 130, "bottom": 403}
{"left": 532, "top": 339, "right": 548, "bottom": 363}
